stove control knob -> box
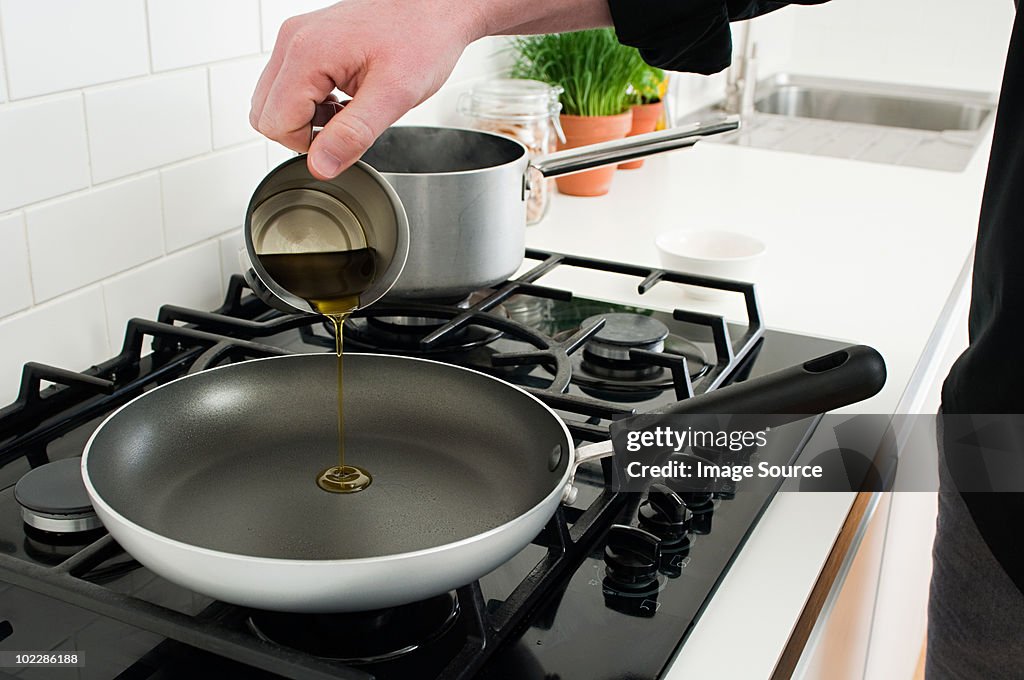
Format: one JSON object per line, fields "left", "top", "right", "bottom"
{"left": 604, "top": 525, "right": 661, "bottom": 589}
{"left": 680, "top": 491, "right": 714, "bottom": 509}
{"left": 639, "top": 483, "right": 691, "bottom": 541}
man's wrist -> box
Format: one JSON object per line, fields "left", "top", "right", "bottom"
{"left": 468, "top": 0, "right": 613, "bottom": 38}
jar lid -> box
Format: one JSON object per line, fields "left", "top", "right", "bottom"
{"left": 459, "top": 79, "right": 563, "bottom": 121}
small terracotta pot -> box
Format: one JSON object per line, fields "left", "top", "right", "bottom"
{"left": 619, "top": 101, "right": 665, "bottom": 170}
{"left": 555, "top": 112, "right": 633, "bottom": 197}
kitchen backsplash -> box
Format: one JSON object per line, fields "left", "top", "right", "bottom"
{"left": 0, "top": 0, "right": 506, "bottom": 405}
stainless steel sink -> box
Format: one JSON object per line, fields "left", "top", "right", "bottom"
{"left": 755, "top": 76, "right": 994, "bottom": 132}
{"left": 681, "top": 74, "right": 998, "bottom": 171}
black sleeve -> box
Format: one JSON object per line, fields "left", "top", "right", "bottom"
{"left": 607, "top": 0, "right": 829, "bottom": 75}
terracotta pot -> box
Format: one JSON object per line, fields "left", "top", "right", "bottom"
{"left": 619, "top": 101, "right": 665, "bottom": 170}
{"left": 555, "top": 112, "right": 633, "bottom": 197}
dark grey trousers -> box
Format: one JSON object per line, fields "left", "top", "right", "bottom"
{"left": 926, "top": 431, "right": 1024, "bottom": 679}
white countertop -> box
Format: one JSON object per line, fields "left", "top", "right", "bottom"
{"left": 523, "top": 137, "right": 989, "bottom": 677}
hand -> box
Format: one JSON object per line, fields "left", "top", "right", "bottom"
{"left": 250, "top": 0, "right": 481, "bottom": 180}
{"left": 250, "top": 0, "right": 614, "bottom": 180}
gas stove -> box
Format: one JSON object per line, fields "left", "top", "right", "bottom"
{"left": 0, "top": 250, "right": 847, "bottom": 679}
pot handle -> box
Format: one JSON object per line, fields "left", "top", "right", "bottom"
{"left": 652, "top": 345, "right": 887, "bottom": 419}
{"left": 532, "top": 116, "right": 740, "bottom": 180}
{"left": 560, "top": 344, "right": 886, "bottom": 503}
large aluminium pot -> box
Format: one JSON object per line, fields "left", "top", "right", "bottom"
{"left": 359, "top": 118, "right": 739, "bottom": 301}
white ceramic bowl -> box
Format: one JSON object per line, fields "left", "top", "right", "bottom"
{"left": 655, "top": 229, "right": 766, "bottom": 301}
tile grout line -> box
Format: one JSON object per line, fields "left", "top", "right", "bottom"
{"left": 157, "top": 164, "right": 169, "bottom": 256}
{"left": 143, "top": 0, "right": 155, "bottom": 75}
{"left": 80, "top": 90, "right": 96, "bottom": 189}
{"left": 205, "top": 68, "right": 215, "bottom": 149}
{"left": 16, "top": 210, "right": 37, "bottom": 309}
{"left": 0, "top": 3, "right": 12, "bottom": 100}
{"left": 98, "top": 274, "right": 114, "bottom": 356}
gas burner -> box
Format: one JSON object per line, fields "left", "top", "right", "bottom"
{"left": 340, "top": 296, "right": 509, "bottom": 355}
{"left": 585, "top": 313, "right": 670, "bottom": 361}
{"left": 503, "top": 295, "right": 555, "bottom": 334}
{"left": 343, "top": 316, "right": 503, "bottom": 354}
{"left": 14, "top": 458, "right": 103, "bottom": 535}
{"left": 23, "top": 525, "right": 106, "bottom": 565}
{"left": 551, "top": 314, "right": 710, "bottom": 399}
{"left": 246, "top": 592, "right": 460, "bottom": 664}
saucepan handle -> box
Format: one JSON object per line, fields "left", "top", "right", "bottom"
{"left": 561, "top": 345, "right": 887, "bottom": 503}
{"left": 309, "top": 100, "right": 349, "bottom": 145}
{"left": 531, "top": 116, "right": 740, "bottom": 180}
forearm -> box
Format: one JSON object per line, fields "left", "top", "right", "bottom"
{"left": 466, "top": 0, "right": 613, "bottom": 38}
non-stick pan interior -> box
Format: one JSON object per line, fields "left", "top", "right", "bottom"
{"left": 361, "top": 127, "right": 525, "bottom": 174}
{"left": 85, "top": 354, "right": 570, "bottom": 561}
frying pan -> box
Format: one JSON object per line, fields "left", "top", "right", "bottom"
{"left": 81, "top": 346, "right": 885, "bottom": 613}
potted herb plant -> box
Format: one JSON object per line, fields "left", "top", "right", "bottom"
{"left": 619, "top": 65, "right": 667, "bottom": 170}
{"left": 510, "top": 29, "right": 644, "bottom": 196}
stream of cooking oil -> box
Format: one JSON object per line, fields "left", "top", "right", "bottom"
{"left": 259, "top": 249, "right": 376, "bottom": 493}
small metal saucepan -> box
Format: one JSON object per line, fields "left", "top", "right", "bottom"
{"left": 241, "top": 157, "right": 410, "bottom": 316}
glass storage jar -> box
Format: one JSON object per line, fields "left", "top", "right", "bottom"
{"left": 458, "top": 79, "right": 563, "bottom": 224}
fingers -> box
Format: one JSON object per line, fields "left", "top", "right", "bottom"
{"left": 257, "top": 43, "right": 339, "bottom": 153}
{"left": 249, "top": 16, "right": 299, "bottom": 132}
{"left": 307, "top": 77, "right": 416, "bottom": 179}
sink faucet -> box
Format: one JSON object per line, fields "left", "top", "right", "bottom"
{"left": 723, "top": 21, "right": 757, "bottom": 118}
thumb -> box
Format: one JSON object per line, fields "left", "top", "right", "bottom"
{"left": 307, "top": 78, "right": 413, "bottom": 180}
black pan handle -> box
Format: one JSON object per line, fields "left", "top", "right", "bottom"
{"left": 653, "top": 345, "right": 886, "bottom": 422}
{"left": 564, "top": 345, "right": 886, "bottom": 504}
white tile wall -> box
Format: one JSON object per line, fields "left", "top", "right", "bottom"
{"left": 0, "top": 94, "right": 91, "bottom": 213}
{"left": 0, "top": 0, "right": 149, "bottom": 99}
{"left": 26, "top": 174, "right": 163, "bottom": 302}
{"left": 259, "top": 0, "right": 333, "bottom": 52}
{"left": 267, "top": 140, "right": 297, "bottom": 168}
{"left": 161, "top": 143, "right": 268, "bottom": 252}
{"left": 219, "top": 229, "right": 245, "bottom": 279}
{"left": 210, "top": 56, "right": 268, "bottom": 149}
{"left": 147, "top": 0, "right": 261, "bottom": 72}
{"left": 0, "top": 212, "right": 32, "bottom": 317}
{"left": 0, "top": 286, "right": 109, "bottom": 405}
{"left": 102, "top": 240, "right": 224, "bottom": 353}
{"left": 85, "top": 71, "right": 212, "bottom": 183}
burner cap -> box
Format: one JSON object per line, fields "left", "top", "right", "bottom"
{"left": 15, "top": 458, "right": 102, "bottom": 533}
{"left": 247, "top": 592, "right": 460, "bottom": 664}
{"left": 584, "top": 314, "right": 670, "bottom": 361}
{"left": 586, "top": 314, "right": 670, "bottom": 347}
